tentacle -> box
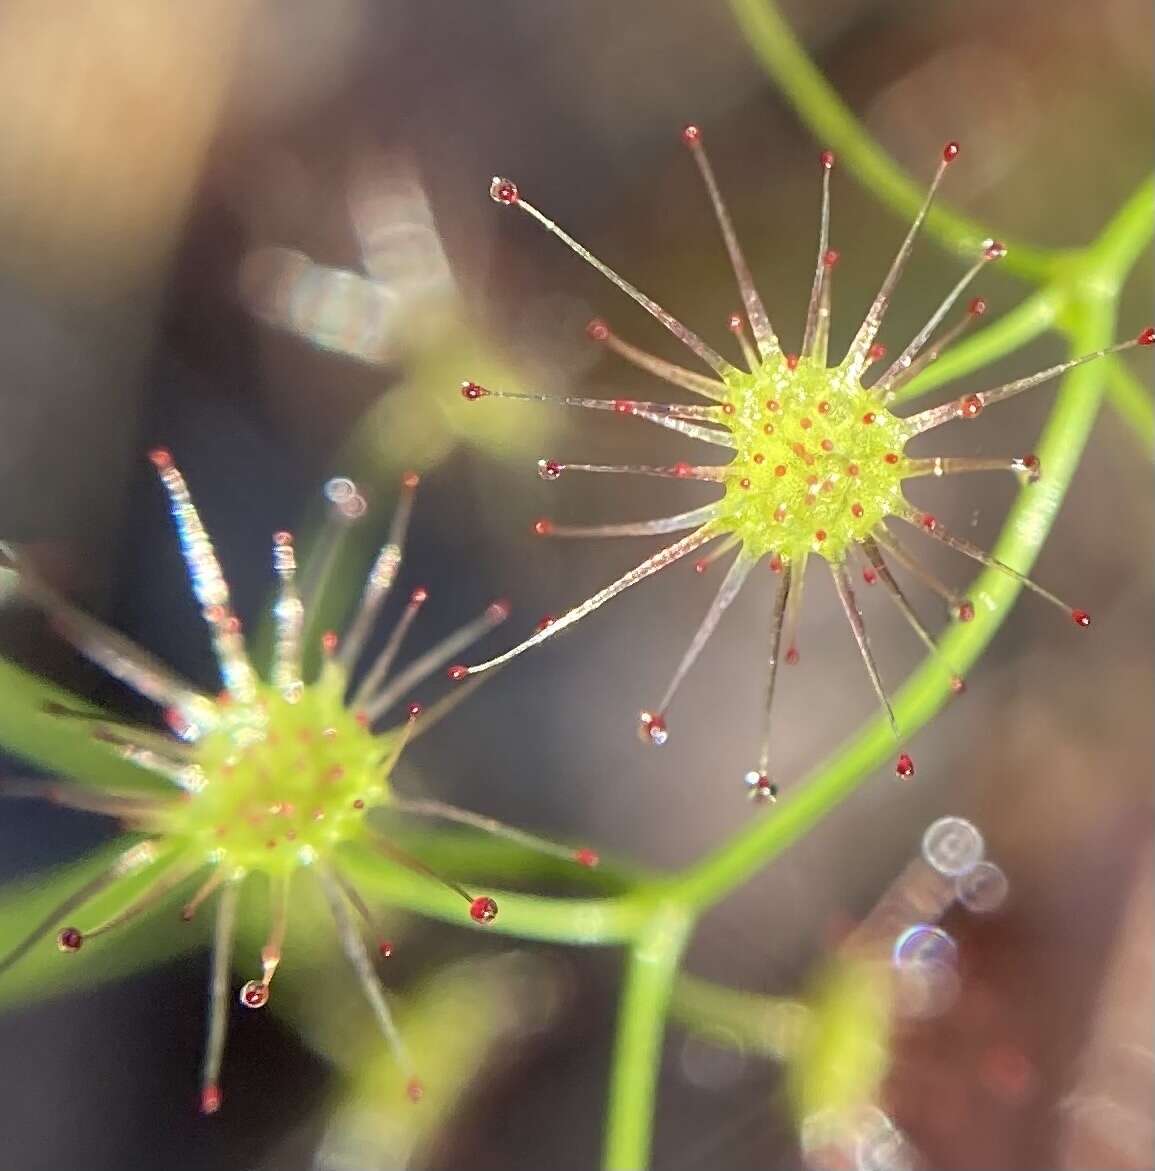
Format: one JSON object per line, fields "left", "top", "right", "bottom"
{"left": 538, "top": 459, "right": 725, "bottom": 483}
{"left": 388, "top": 798, "right": 597, "bottom": 867}
{"left": 682, "top": 125, "right": 778, "bottom": 357}
{"left": 0, "top": 548, "right": 216, "bottom": 735}
{"left": 896, "top": 507, "right": 1089, "bottom": 624}
{"left": 828, "top": 559, "right": 901, "bottom": 742}
{"left": 362, "top": 601, "right": 510, "bottom": 723}
{"left": 271, "top": 531, "right": 304, "bottom": 701}
{"left": 534, "top": 503, "right": 719, "bottom": 540}
{"left": 801, "top": 153, "right": 835, "bottom": 361}
{"left": 490, "top": 178, "right": 735, "bottom": 378}
{"left": 329, "top": 865, "right": 396, "bottom": 959}
{"left": 845, "top": 144, "right": 959, "bottom": 375}
{"left": 871, "top": 526, "right": 974, "bottom": 621}
{"left": 647, "top": 550, "right": 756, "bottom": 732}
{"left": 199, "top": 879, "right": 240, "bottom": 1114}
{"left": 464, "top": 525, "right": 720, "bottom": 678}
{"left": 41, "top": 705, "right": 197, "bottom": 762}
{"left": 317, "top": 866, "right": 414, "bottom": 1086}
{"left": 298, "top": 477, "right": 367, "bottom": 617}
{"left": 727, "top": 311, "right": 761, "bottom": 371}
{"left": 781, "top": 556, "right": 807, "bottom": 665}
{"left": 349, "top": 586, "right": 428, "bottom": 711}
{"left": 873, "top": 243, "right": 1003, "bottom": 397}
{"left": 883, "top": 297, "right": 987, "bottom": 395}
{"left": 860, "top": 537, "right": 964, "bottom": 692}
{"left": 1, "top": 777, "right": 173, "bottom": 823}
{"left": 338, "top": 472, "right": 419, "bottom": 672}
{"left": 902, "top": 454, "right": 1041, "bottom": 483}
{"left": 0, "top": 840, "right": 160, "bottom": 979}
{"left": 149, "top": 451, "right": 257, "bottom": 703}
{"left": 905, "top": 330, "right": 1152, "bottom": 435}
{"left": 70, "top": 853, "right": 203, "bottom": 944}
{"left": 587, "top": 319, "right": 728, "bottom": 401}
{"left": 755, "top": 561, "right": 792, "bottom": 783}
{"left": 238, "top": 872, "right": 291, "bottom": 1008}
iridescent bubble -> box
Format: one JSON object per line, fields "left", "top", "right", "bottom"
{"left": 856, "top": 1116, "right": 919, "bottom": 1171}
{"left": 678, "top": 1027, "right": 747, "bottom": 1091}
{"left": 323, "top": 476, "right": 357, "bottom": 504}
{"left": 893, "top": 924, "right": 957, "bottom": 969}
{"left": 955, "top": 860, "right": 1009, "bottom": 913}
{"left": 921, "top": 816, "right": 984, "bottom": 877}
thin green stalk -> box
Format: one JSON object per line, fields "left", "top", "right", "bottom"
{"left": 670, "top": 973, "right": 804, "bottom": 1061}
{"left": 728, "top": 0, "right": 1054, "bottom": 280}
{"left": 602, "top": 905, "right": 691, "bottom": 1171}
{"left": 1104, "top": 356, "right": 1154, "bottom": 457}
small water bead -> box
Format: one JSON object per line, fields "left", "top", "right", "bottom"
{"left": 639, "top": 711, "right": 668, "bottom": 745}
{"left": 893, "top": 923, "right": 957, "bottom": 970}
{"left": 744, "top": 770, "right": 778, "bottom": 803}
{"left": 922, "top": 816, "right": 985, "bottom": 877}
{"left": 955, "top": 860, "right": 1009, "bottom": 913}
{"left": 239, "top": 980, "right": 269, "bottom": 1008}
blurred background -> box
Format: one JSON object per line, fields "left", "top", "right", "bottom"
{"left": 0, "top": 0, "right": 1150, "bottom": 1167}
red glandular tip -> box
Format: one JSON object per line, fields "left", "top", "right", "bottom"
{"left": 959, "top": 394, "right": 984, "bottom": 419}
{"left": 489, "top": 176, "right": 519, "bottom": 204}
{"left": 943, "top": 141, "right": 961, "bottom": 163}
{"left": 955, "top": 599, "right": 975, "bottom": 622}
{"left": 410, "top": 586, "right": 429, "bottom": 605}
{"left": 867, "top": 343, "right": 887, "bottom": 362}
{"left": 574, "top": 847, "right": 600, "bottom": 868}
{"left": 240, "top": 980, "right": 269, "bottom": 1009}
{"left": 950, "top": 676, "right": 967, "bottom": 695}
{"left": 693, "top": 558, "right": 709, "bottom": 574}
{"left": 681, "top": 123, "right": 702, "bottom": 146}
{"left": 460, "top": 381, "right": 488, "bottom": 401}
{"left": 148, "top": 447, "right": 173, "bottom": 469}
{"left": 401, "top": 470, "right": 420, "bottom": 490}
{"left": 822, "top": 248, "right": 840, "bottom": 269}
{"left": 406, "top": 703, "right": 423, "bottom": 720}
{"left": 469, "top": 896, "right": 499, "bottom": 924}
{"left": 785, "top": 647, "right": 800, "bottom": 665}
{"left": 586, "top": 318, "right": 610, "bottom": 342}
{"left": 895, "top": 753, "right": 915, "bottom": 779}
{"left": 56, "top": 926, "right": 83, "bottom": 952}
{"left": 1137, "top": 326, "right": 1155, "bottom": 346}
{"left": 533, "top": 518, "right": 553, "bottom": 536}
{"left": 969, "top": 297, "right": 988, "bottom": 316}
{"left": 447, "top": 664, "right": 469, "bottom": 682}
{"left": 378, "top": 940, "right": 394, "bottom": 959}
{"left": 983, "top": 239, "right": 1007, "bottom": 261}
{"left": 200, "top": 1084, "right": 222, "bottom": 1116}
{"left": 727, "top": 312, "right": 743, "bottom": 333}
{"left": 1071, "top": 609, "right": 1091, "bottom": 628}
{"left": 862, "top": 568, "right": 877, "bottom": 585}
{"left": 321, "top": 630, "right": 339, "bottom": 654}
{"left": 487, "top": 598, "right": 512, "bottom": 621}
{"left": 639, "top": 710, "right": 668, "bottom": 746}
{"left": 785, "top": 354, "right": 799, "bottom": 371}
{"left": 819, "top": 149, "right": 835, "bottom": 170}
{"left": 406, "top": 1077, "right": 425, "bottom": 1104}
{"left": 538, "top": 458, "right": 562, "bottom": 481}
{"left": 273, "top": 530, "right": 292, "bottom": 546}
{"left": 534, "top": 614, "right": 556, "bottom": 633}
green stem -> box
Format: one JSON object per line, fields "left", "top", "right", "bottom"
{"left": 670, "top": 973, "right": 804, "bottom": 1061}
{"left": 602, "top": 906, "right": 691, "bottom": 1171}
{"left": 1082, "top": 177, "right": 1155, "bottom": 284}
{"left": 728, "top": 0, "right": 1054, "bottom": 280}
{"left": 1103, "top": 356, "right": 1154, "bottom": 457}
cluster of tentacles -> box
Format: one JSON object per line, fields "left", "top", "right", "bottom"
{"left": 461, "top": 129, "right": 1152, "bottom": 799}
{"left": 0, "top": 456, "right": 596, "bottom": 1111}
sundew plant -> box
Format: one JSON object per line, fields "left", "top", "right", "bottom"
{"left": 0, "top": 0, "right": 1151, "bottom": 1168}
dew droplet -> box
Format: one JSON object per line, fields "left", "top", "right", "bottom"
{"left": 1071, "top": 609, "right": 1091, "bottom": 628}
{"left": 955, "top": 860, "right": 1009, "bottom": 913}
{"left": 744, "top": 770, "right": 778, "bottom": 804}
{"left": 460, "top": 380, "right": 488, "bottom": 401}
{"left": 538, "top": 459, "right": 562, "bottom": 481}
{"left": 469, "top": 896, "right": 498, "bottom": 924}
{"left": 922, "top": 816, "right": 984, "bottom": 877}
{"left": 959, "top": 394, "right": 984, "bottom": 419}
{"left": 893, "top": 923, "right": 957, "bottom": 969}
{"left": 240, "top": 979, "right": 269, "bottom": 1009}
{"left": 639, "top": 710, "right": 668, "bottom": 746}
{"left": 895, "top": 753, "right": 915, "bottom": 779}
{"left": 983, "top": 238, "right": 1007, "bottom": 260}
{"left": 447, "top": 664, "right": 468, "bottom": 682}
{"left": 489, "top": 176, "right": 519, "bottom": 204}
{"left": 943, "top": 141, "right": 961, "bottom": 163}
